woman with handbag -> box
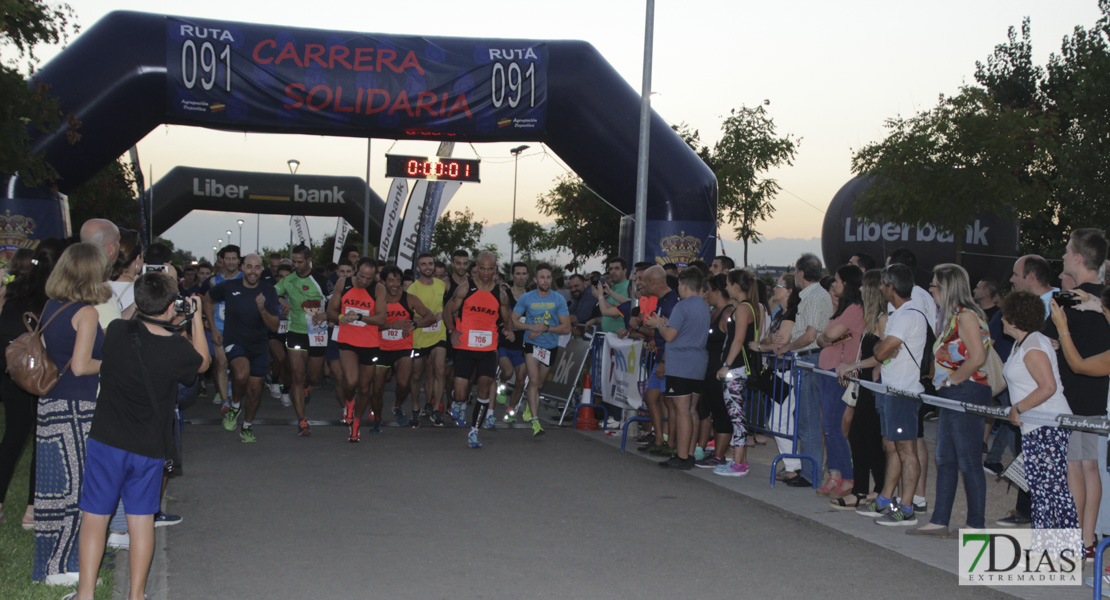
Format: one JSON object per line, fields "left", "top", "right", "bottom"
{"left": 835, "top": 269, "right": 887, "bottom": 509}
{"left": 814, "top": 264, "right": 864, "bottom": 498}
{"left": 909, "top": 263, "right": 991, "bottom": 537}
{"left": 712, "top": 269, "right": 762, "bottom": 477}
{"left": 0, "top": 239, "right": 63, "bottom": 530}
{"left": 32, "top": 243, "right": 109, "bottom": 584}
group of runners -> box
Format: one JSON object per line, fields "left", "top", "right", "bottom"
{"left": 195, "top": 245, "right": 570, "bottom": 448}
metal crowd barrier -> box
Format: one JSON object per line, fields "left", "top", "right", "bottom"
{"left": 741, "top": 350, "right": 821, "bottom": 489}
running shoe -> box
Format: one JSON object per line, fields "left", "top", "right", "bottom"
{"left": 370, "top": 420, "right": 382, "bottom": 435}
{"left": 269, "top": 383, "right": 281, "bottom": 398}
{"left": 532, "top": 420, "right": 545, "bottom": 436}
{"left": 694, "top": 446, "right": 708, "bottom": 461}
{"left": 875, "top": 504, "right": 917, "bottom": 526}
{"left": 220, "top": 401, "right": 231, "bottom": 416}
{"left": 348, "top": 418, "right": 361, "bottom": 443}
{"left": 422, "top": 403, "right": 433, "bottom": 420}
{"left": 410, "top": 411, "right": 421, "bottom": 428}
{"left": 154, "top": 511, "right": 182, "bottom": 527}
{"left": 298, "top": 418, "right": 311, "bottom": 437}
{"left": 522, "top": 405, "right": 532, "bottom": 422}
{"left": 240, "top": 425, "right": 256, "bottom": 443}
{"left": 281, "top": 393, "right": 292, "bottom": 407}
{"left": 468, "top": 430, "right": 482, "bottom": 449}
{"left": 713, "top": 461, "right": 749, "bottom": 477}
{"left": 695, "top": 455, "right": 725, "bottom": 469}
{"left": 450, "top": 401, "right": 467, "bottom": 427}
{"left": 199, "top": 382, "right": 209, "bottom": 398}
{"left": 485, "top": 413, "right": 497, "bottom": 430}
{"left": 394, "top": 406, "right": 409, "bottom": 427}
{"left": 856, "top": 498, "right": 891, "bottom": 518}
{"left": 431, "top": 410, "right": 445, "bottom": 427}
{"left": 222, "top": 406, "right": 240, "bottom": 431}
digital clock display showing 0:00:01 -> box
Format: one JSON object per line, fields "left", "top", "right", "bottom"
{"left": 385, "top": 155, "right": 481, "bottom": 182}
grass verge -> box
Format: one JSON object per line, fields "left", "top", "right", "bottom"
{"left": 0, "top": 405, "right": 116, "bottom": 599}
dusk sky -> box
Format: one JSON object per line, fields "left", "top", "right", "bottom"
{"left": 27, "top": 1, "right": 1106, "bottom": 265}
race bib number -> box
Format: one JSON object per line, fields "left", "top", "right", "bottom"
{"left": 421, "top": 321, "right": 441, "bottom": 333}
{"left": 533, "top": 346, "right": 551, "bottom": 366}
{"left": 345, "top": 307, "right": 368, "bottom": 327}
{"left": 217, "top": 303, "right": 226, "bottom": 320}
{"left": 277, "top": 319, "right": 289, "bottom": 334}
{"left": 468, "top": 330, "right": 493, "bottom": 348}
{"left": 382, "top": 328, "right": 404, "bottom": 342}
{"left": 331, "top": 326, "right": 340, "bottom": 342}
{"left": 309, "top": 331, "right": 328, "bottom": 347}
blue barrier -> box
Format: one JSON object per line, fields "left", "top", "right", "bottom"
{"left": 739, "top": 351, "right": 821, "bottom": 489}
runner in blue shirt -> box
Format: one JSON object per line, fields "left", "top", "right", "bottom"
{"left": 511, "top": 262, "right": 571, "bottom": 436}
{"left": 204, "top": 254, "right": 281, "bottom": 441}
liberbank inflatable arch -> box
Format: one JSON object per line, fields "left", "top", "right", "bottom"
{"left": 28, "top": 11, "right": 718, "bottom": 264}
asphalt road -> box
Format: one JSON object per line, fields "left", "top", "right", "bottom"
{"left": 128, "top": 396, "right": 1023, "bottom": 600}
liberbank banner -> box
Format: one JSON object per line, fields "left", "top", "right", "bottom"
{"left": 165, "top": 17, "right": 548, "bottom": 138}
{"left": 147, "top": 166, "right": 385, "bottom": 239}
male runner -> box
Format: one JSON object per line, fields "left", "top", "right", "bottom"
{"left": 326, "top": 260, "right": 354, "bottom": 424}
{"left": 261, "top": 252, "right": 282, "bottom": 284}
{"left": 443, "top": 250, "right": 470, "bottom": 415}
{"left": 408, "top": 253, "right": 448, "bottom": 427}
{"left": 201, "top": 246, "right": 243, "bottom": 411}
{"left": 272, "top": 245, "right": 331, "bottom": 436}
{"left": 377, "top": 266, "right": 435, "bottom": 427}
{"left": 328, "top": 257, "right": 386, "bottom": 441}
{"left": 444, "top": 251, "right": 510, "bottom": 448}
{"left": 268, "top": 263, "right": 293, "bottom": 406}
{"left": 511, "top": 262, "right": 571, "bottom": 436}
{"left": 204, "top": 254, "right": 281, "bottom": 442}
{"left": 496, "top": 262, "right": 530, "bottom": 426}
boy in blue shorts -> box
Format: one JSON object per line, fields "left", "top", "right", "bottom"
{"left": 71, "top": 273, "right": 209, "bottom": 600}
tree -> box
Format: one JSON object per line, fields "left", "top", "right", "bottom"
{"left": 1, "top": 0, "right": 80, "bottom": 186}
{"left": 507, "top": 218, "right": 550, "bottom": 262}
{"left": 536, "top": 175, "right": 620, "bottom": 271}
{"left": 712, "top": 105, "right": 799, "bottom": 267}
{"left": 850, "top": 86, "right": 1054, "bottom": 262}
{"left": 151, "top": 236, "right": 196, "bottom": 265}
{"left": 66, "top": 159, "right": 140, "bottom": 230}
{"left": 431, "top": 207, "right": 485, "bottom": 260}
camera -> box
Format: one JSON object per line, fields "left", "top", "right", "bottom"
{"left": 1053, "top": 290, "right": 1081, "bottom": 308}
{"left": 174, "top": 297, "right": 194, "bottom": 315}
{"left": 144, "top": 264, "right": 167, "bottom": 274}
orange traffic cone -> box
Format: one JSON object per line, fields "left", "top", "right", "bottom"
{"left": 576, "top": 374, "right": 599, "bottom": 430}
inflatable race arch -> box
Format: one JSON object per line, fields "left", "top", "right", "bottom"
{"left": 26, "top": 11, "right": 718, "bottom": 263}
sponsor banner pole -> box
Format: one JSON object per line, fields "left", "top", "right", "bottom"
{"left": 377, "top": 178, "right": 409, "bottom": 263}
{"left": 394, "top": 181, "right": 428, "bottom": 271}
{"left": 332, "top": 218, "right": 350, "bottom": 263}
{"left": 291, "top": 215, "right": 311, "bottom": 248}
{"left": 415, "top": 142, "right": 457, "bottom": 255}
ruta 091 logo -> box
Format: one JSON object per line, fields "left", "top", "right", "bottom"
{"left": 959, "top": 529, "right": 1082, "bottom": 586}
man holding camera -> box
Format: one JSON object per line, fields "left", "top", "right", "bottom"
{"left": 203, "top": 254, "right": 281, "bottom": 442}
{"left": 71, "top": 273, "right": 209, "bottom": 600}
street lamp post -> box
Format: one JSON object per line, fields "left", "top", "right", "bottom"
{"left": 287, "top": 160, "right": 300, "bottom": 256}
{"left": 237, "top": 219, "right": 244, "bottom": 248}
{"left": 212, "top": 246, "right": 218, "bottom": 261}
{"left": 509, "top": 145, "right": 530, "bottom": 264}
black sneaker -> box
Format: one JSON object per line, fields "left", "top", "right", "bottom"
{"left": 784, "top": 474, "right": 812, "bottom": 488}
{"left": 995, "top": 510, "right": 1032, "bottom": 527}
{"left": 983, "top": 462, "right": 1004, "bottom": 477}
{"left": 659, "top": 455, "right": 694, "bottom": 470}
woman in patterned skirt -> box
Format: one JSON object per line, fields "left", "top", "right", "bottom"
{"left": 32, "top": 243, "right": 109, "bottom": 584}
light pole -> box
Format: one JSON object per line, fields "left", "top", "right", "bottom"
{"left": 287, "top": 160, "right": 300, "bottom": 256}
{"left": 212, "top": 246, "right": 218, "bottom": 261}
{"left": 237, "top": 219, "right": 244, "bottom": 248}
{"left": 226, "top": 230, "right": 233, "bottom": 250}
{"left": 509, "top": 145, "right": 530, "bottom": 264}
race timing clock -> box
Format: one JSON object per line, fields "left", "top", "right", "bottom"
{"left": 385, "top": 154, "right": 480, "bottom": 183}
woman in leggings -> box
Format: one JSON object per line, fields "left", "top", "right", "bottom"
{"left": 695, "top": 274, "right": 735, "bottom": 468}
